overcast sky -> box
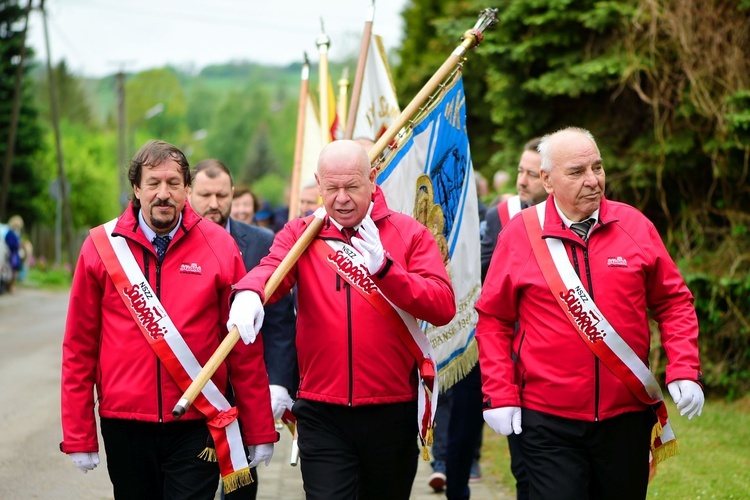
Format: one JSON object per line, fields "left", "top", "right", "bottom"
{"left": 26, "top": 0, "right": 409, "bottom": 77}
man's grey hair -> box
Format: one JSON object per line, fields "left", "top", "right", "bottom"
{"left": 538, "top": 127, "right": 597, "bottom": 172}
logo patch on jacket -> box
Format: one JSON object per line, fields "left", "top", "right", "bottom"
{"left": 179, "top": 262, "right": 202, "bottom": 274}
{"left": 607, "top": 256, "right": 628, "bottom": 268}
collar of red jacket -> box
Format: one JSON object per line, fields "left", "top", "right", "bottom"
{"left": 541, "top": 195, "right": 618, "bottom": 239}
{"left": 112, "top": 201, "right": 200, "bottom": 248}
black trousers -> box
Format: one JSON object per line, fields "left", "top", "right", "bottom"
{"left": 520, "top": 408, "right": 656, "bottom": 500}
{"left": 445, "top": 364, "right": 485, "bottom": 500}
{"left": 293, "top": 399, "right": 419, "bottom": 500}
{"left": 100, "top": 418, "right": 219, "bottom": 500}
{"left": 507, "top": 432, "right": 529, "bottom": 499}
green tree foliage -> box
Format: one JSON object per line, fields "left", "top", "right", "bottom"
{"left": 242, "top": 122, "right": 278, "bottom": 184}
{"left": 126, "top": 68, "right": 188, "bottom": 151}
{"left": 396, "top": 0, "right": 750, "bottom": 397}
{"left": 0, "top": 0, "right": 45, "bottom": 224}
{"left": 185, "top": 81, "right": 215, "bottom": 133}
{"left": 204, "top": 85, "right": 265, "bottom": 177}
{"left": 201, "top": 80, "right": 298, "bottom": 186}
{"left": 34, "top": 60, "right": 94, "bottom": 127}
{"left": 35, "top": 123, "right": 120, "bottom": 228}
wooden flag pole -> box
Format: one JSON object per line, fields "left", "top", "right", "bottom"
{"left": 288, "top": 54, "right": 310, "bottom": 221}
{"left": 344, "top": 2, "right": 375, "bottom": 139}
{"left": 171, "top": 9, "right": 499, "bottom": 418}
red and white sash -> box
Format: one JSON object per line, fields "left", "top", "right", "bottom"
{"left": 311, "top": 237, "right": 439, "bottom": 459}
{"left": 498, "top": 195, "right": 522, "bottom": 227}
{"left": 90, "top": 219, "right": 252, "bottom": 493}
{"left": 522, "top": 203, "right": 678, "bottom": 467}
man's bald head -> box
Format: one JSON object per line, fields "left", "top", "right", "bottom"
{"left": 315, "top": 140, "right": 376, "bottom": 227}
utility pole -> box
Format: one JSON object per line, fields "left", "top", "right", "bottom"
{"left": 0, "top": 0, "right": 34, "bottom": 221}
{"left": 40, "top": 0, "right": 76, "bottom": 264}
{"left": 115, "top": 70, "right": 128, "bottom": 209}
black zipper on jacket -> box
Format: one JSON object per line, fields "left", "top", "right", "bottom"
{"left": 156, "top": 257, "right": 164, "bottom": 422}
{"left": 340, "top": 230, "right": 355, "bottom": 406}
{"left": 582, "top": 247, "right": 599, "bottom": 421}
{"left": 572, "top": 244, "right": 600, "bottom": 421}
{"left": 346, "top": 283, "right": 354, "bottom": 406}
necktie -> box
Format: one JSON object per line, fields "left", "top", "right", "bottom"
{"left": 152, "top": 235, "right": 171, "bottom": 261}
{"left": 570, "top": 218, "right": 594, "bottom": 241}
{"left": 342, "top": 227, "right": 356, "bottom": 242}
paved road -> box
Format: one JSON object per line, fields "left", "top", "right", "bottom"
{"left": 0, "top": 286, "right": 511, "bottom": 499}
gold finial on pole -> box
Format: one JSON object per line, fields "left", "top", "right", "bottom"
{"left": 368, "top": 8, "right": 499, "bottom": 166}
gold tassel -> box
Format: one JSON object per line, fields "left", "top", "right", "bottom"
{"left": 650, "top": 420, "right": 680, "bottom": 467}
{"left": 197, "top": 447, "right": 217, "bottom": 462}
{"left": 422, "top": 444, "right": 431, "bottom": 462}
{"left": 425, "top": 427, "right": 434, "bottom": 447}
{"left": 650, "top": 420, "right": 663, "bottom": 445}
{"left": 652, "top": 439, "right": 680, "bottom": 466}
{"left": 222, "top": 467, "right": 254, "bottom": 494}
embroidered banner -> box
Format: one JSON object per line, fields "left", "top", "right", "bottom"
{"left": 376, "top": 73, "right": 481, "bottom": 390}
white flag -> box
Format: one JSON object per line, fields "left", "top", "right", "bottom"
{"left": 299, "top": 94, "right": 323, "bottom": 195}
{"left": 351, "top": 33, "right": 400, "bottom": 141}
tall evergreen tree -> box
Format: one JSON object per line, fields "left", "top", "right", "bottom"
{"left": 0, "top": 0, "right": 45, "bottom": 223}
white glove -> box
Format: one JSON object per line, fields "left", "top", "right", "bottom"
{"left": 246, "top": 443, "right": 274, "bottom": 468}
{"left": 484, "top": 407, "right": 522, "bottom": 435}
{"left": 69, "top": 452, "right": 100, "bottom": 474}
{"left": 227, "top": 291, "right": 265, "bottom": 345}
{"left": 350, "top": 216, "right": 385, "bottom": 275}
{"left": 667, "top": 379, "right": 704, "bottom": 420}
{"left": 269, "top": 384, "right": 294, "bottom": 421}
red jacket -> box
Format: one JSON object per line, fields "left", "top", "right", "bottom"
{"left": 476, "top": 196, "right": 702, "bottom": 421}
{"left": 234, "top": 187, "right": 456, "bottom": 406}
{"left": 61, "top": 203, "right": 277, "bottom": 453}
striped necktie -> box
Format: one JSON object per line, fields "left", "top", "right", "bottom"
{"left": 570, "top": 218, "right": 595, "bottom": 241}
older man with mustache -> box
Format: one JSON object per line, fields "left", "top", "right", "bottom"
{"left": 61, "top": 140, "right": 277, "bottom": 499}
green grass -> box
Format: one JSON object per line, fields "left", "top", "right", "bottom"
{"left": 480, "top": 397, "right": 750, "bottom": 498}
{"left": 22, "top": 267, "right": 73, "bottom": 289}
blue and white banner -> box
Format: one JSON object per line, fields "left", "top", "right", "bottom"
{"left": 377, "top": 74, "right": 481, "bottom": 390}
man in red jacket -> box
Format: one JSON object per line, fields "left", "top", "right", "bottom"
{"left": 476, "top": 127, "right": 704, "bottom": 499}
{"left": 61, "top": 140, "right": 278, "bottom": 499}
{"left": 227, "top": 139, "right": 456, "bottom": 500}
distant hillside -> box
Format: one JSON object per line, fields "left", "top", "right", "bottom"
{"left": 82, "top": 60, "right": 353, "bottom": 126}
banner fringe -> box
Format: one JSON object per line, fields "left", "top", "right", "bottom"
{"left": 649, "top": 419, "right": 680, "bottom": 483}
{"left": 222, "top": 467, "right": 254, "bottom": 494}
{"left": 437, "top": 339, "right": 479, "bottom": 392}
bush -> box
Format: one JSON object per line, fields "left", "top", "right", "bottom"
{"left": 683, "top": 271, "right": 750, "bottom": 400}
{"left": 24, "top": 265, "right": 73, "bottom": 289}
